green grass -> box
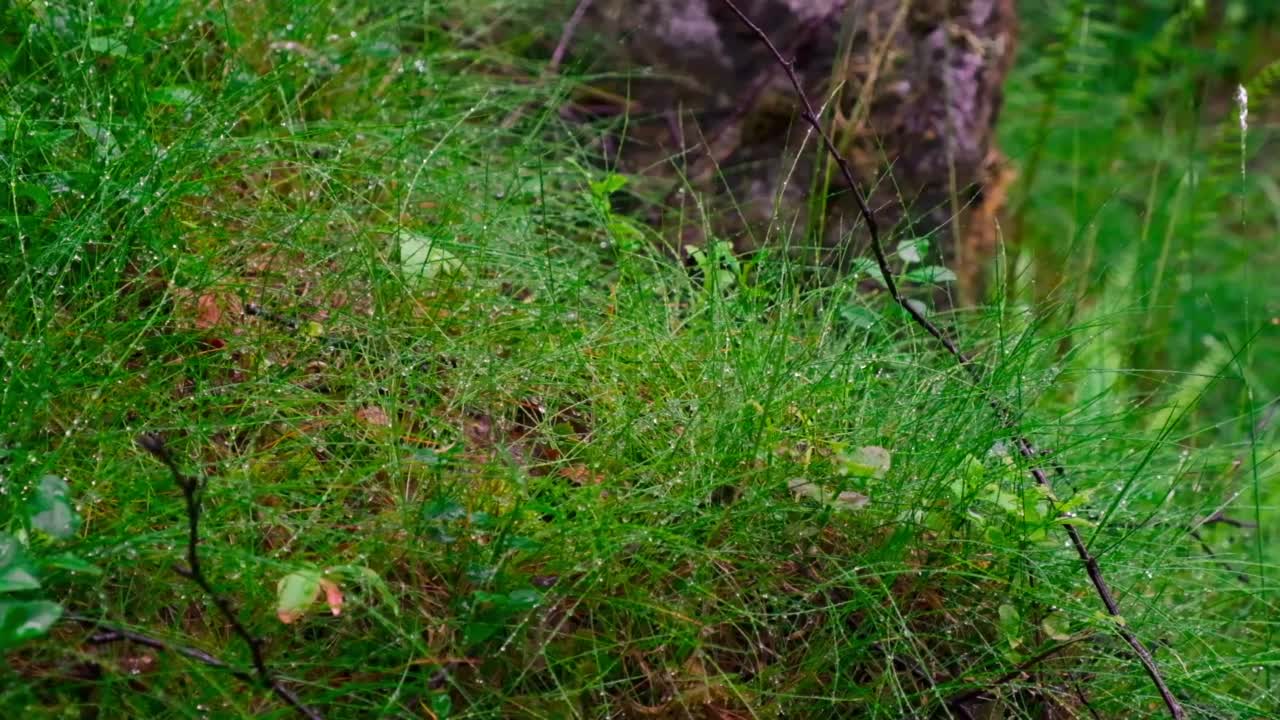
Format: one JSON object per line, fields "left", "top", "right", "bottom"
{"left": 2, "top": 1, "right": 1278, "bottom": 718}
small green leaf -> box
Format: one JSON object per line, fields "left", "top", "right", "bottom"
{"left": 983, "top": 484, "right": 1020, "bottom": 514}
{"left": 984, "top": 525, "right": 1007, "bottom": 546}
{"left": 76, "top": 116, "right": 120, "bottom": 159}
{"left": 838, "top": 446, "right": 891, "bottom": 480}
{"left": 400, "top": 232, "right": 462, "bottom": 280}
{"left": 136, "top": 0, "right": 183, "bottom": 30}
{"left": 276, "top": 568, "right": 323, "bottom": 624}
{"left": 41, "top": 552, "right": 102, "bottom": 577}
{"left": 0, "top": 599, "right": 62, "bottom": 649}
{"left": 463, "top": 617, "right": 503, "bottom": 646}
{"left": 0, "top": 565, "right": 40, "bottom": 593}
{"left": 904, "top": 266, "right": 957, "bottom": 284}
{"left": 13, "top": 182, "right": 52, "bottom": 212}
{"left": 849, "top": 257, "right": 888, "bottom": 287}
{"left": 998, "top": 603, "right": 1022, "bottom": 649}
{"left": 1092, "top": 610, "right": 1127, "bottom": 628}
{"left": 896, "top": 238, "right": 928, "bottom": 264}
{"left": 1041, "top": 612, "right": 1073, "bottom": 641}
{"left": 589, "top": 173, "right": 627, "bottom": 199}
{"left": 151, "top": 86, "right": 199, "bottom": 107}
{"left": 788, "top": 478, "right": 869, "bottom": 512}
{"left": 0, "top": 534, "right": 40, "bottom": 593}
{"left": 362, "top": 40, "right": 400, "bottom": 60}
{"left": 950, "top": 455, "right": 986, "bottom": 499}
{"left": 833, "top": 490, "right": 870, "bottom": 511}
{"left": 840, "top": 304, "right": 880, "bottom": 329}
{"left": 88, "top": 36, "right": 128, "bottom": 57}
{"left": 1058, "top": 488, "right": 1095, "bottom": 514}
{"left": 501, "top": 535, "right": 540, "bottom": 553}
{"left": 406, "top": 445, "right": 449, "bottom": 467}
{"left": 1021, "top": 494, "right": 1048, "bottom": 527}
{"left": 998, "top": 603, "right": 1020, "bottom": 624}
{"left": 788, "top": 477, "right": 826, "bottom": 503}
{"left": 430, "top": 692, "right": 453, "bottom": 719}
{"left": 467, "top": 511, "right": 496, "bottom": 530}
{"left": 506, "top": 588, "right": 541, "bottom": 610}
{"left": 712, "top": 268, "right": 736, "bottom": 288}
{"left": 422, "top": 498, "right": 466, "bottom": 522}
{"left": 472, "top": 590, "right": 506, "bottom": 606}
{"left": 1029, "top": 482, "right": 1058, "bottom": 503}
{"left": 27, "top": 475, "right": 80, "bottom": 540}
{"left": 607, "top": 216, "right": 646, "bottom": 251}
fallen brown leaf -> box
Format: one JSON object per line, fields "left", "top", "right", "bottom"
{"left": 356, "top": 405, "right": 391, "bottom": 427}
{"left": 319, "top": 578, "right": 343, "bottom": 617}
{"left": 195, "top": 293, "right": 222, "bottom": 329}
{"left": 559, "top": 464, "right": 603, "bottom": 486}
{"left": 119, "top": 653, "right": 157, "bottom": 676}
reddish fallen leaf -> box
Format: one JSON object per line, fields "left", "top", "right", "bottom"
{"left": 195, "top": 293, "right": 222, "bottom": 330}
{"left": 558, "top": 464, "right": 603, "bottom": 486}
{"left": 513, "top": 399, "right": 547, "bottom": 435}
{"left": 704, "top": 706, "right": 750, "bottom": 720}
{"left": 356, "top": 405, "right": 391, "bottom": 427}
{"left": 277, "top": 608, "right": 305, "bottom": 624}
{"left": 120, "top": 653, "right": 157, "bottom": 676}
{"left": 319, "top": 578, "right": 343, "bottom": 617}
{"left": 464, "top": 413, "right": 494, "bottom": 447}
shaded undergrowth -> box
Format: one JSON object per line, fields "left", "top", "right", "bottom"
{"left": 1, "top": 1, "right": 1277, "bottom": 718}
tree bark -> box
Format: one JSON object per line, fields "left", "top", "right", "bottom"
{"left": 574, "top": 0, "right": 1017, "bottom": 299}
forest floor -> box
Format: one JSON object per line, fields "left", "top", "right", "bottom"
{"left": 2, "top": 2, "right": 1278, "bottom": 719}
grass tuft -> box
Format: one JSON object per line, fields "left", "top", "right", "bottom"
{"left": 1, "top": 1, "right": 1277, "bottom": 718}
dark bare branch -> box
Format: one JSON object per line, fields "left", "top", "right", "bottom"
{"left": 136, "top": 434, "right": 324, "bottom": 720}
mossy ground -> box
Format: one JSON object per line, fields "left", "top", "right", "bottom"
{"left": 1, "top": 2, "right": 1277, "bottom": 718}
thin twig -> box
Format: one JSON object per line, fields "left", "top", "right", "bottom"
{"left": 498, "top": 0, "right": 596, "bottom": 131}
{"left": 136, "top": 434, "right": 324, "bottom": 720}
{"left": 1192, "top": 397, "right": 1278, "bottom": 529}
{"left": 1187, "top": 528, "right": 1251, "bottom": 584}
{"left": 73, "top": 616, "right": 322, "bottom": 717}
{"left": 549, "top": 0, "right": 595, "bottom": 72}
{"left": 715, "top": 2, "right": 1185, "bottom": 718}
{"left": 1197, "top": 510, "right": 1256, "bottom": 530}
{"left": 716, "top": 2, "right": 966, "bottom": 360}
{"left": 67, "top": 614, "right": 242, "bottom": 676}
{"left": 245, "top": 301, "right": 355, "bottom": 350}
{"left": 651, "top": 12, "right": 828, "bottom": 231}
{"left": 1173, "top": 398, "right": 1277, "bottom": 582}
{"left": 245, "top": 301, "right": 299, "bottom": 332}
{"left": 1072, "top": 676, "right": 1106, "bottom": 720}
{"left": 944, "top": 636, "right": 1088, "bottom": 710}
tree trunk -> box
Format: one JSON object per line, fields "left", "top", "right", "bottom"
{"left": 574, "top": 0, "right": 1017, "bottom": 300}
